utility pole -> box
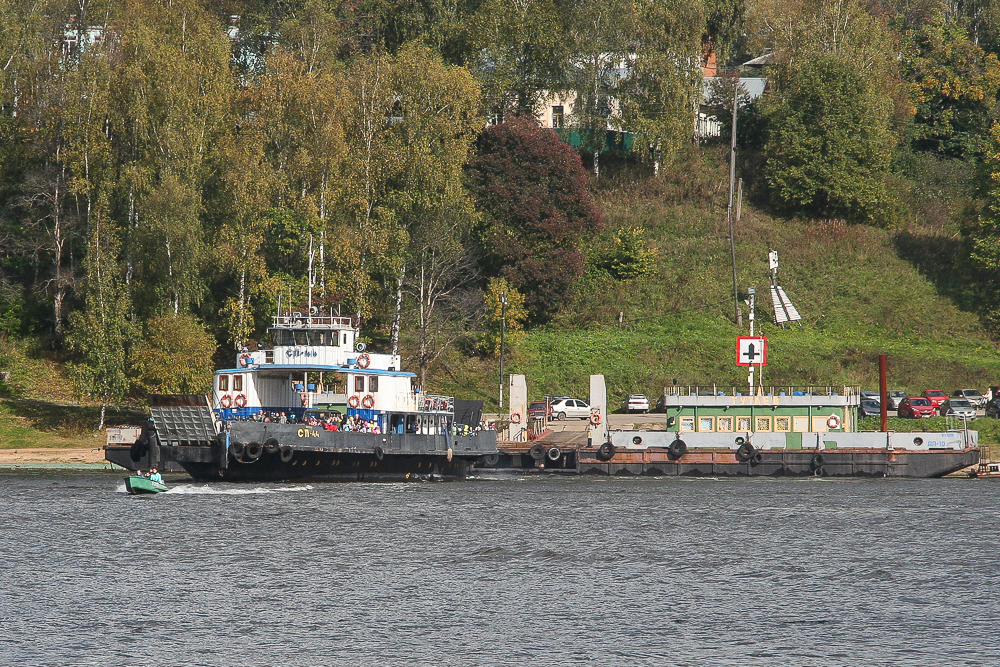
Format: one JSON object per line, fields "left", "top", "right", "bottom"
{"left": 498, "top": 292, "right": 508, "bottom": 414}
{"left": 726, "top": 82, "right": 742, "bottom": 327}
{"left": 747, "top": 287, "right": 756, "bottom": 396}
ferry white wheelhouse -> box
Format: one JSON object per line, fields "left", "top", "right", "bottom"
{"left": 213, "top": 311, "right": 422, "bottom": 421}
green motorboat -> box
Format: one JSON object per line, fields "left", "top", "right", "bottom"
{"left": 124, "top": 475, "right": 169, "bottom": 495}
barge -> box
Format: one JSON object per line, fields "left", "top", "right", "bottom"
{"left": 105, "top": 309, "right": 497, "bottom": 481}
{"left": 480, "top": 376, "right": 979, "bottom": 478}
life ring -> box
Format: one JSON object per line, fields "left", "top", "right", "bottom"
{"left": 300, "top": 392, "right": 308, "bottom": 407}
{"left": 529, "top": 443, "right": 546, "bottom": 460}
{"left": 362, "top": 394, "right": 375, "bottom": 409}
{"left": 373, "top": 445, "right": 384, "bottom": 461}
{"left": 357, "top": 353, "right": 370, "bottom": 368}
{"left": 239, "top": 353, "right": 250, "bottom": 367}
{"left": 220, "top": 394, "right": 233, "bottom": 409}
{"left": 827, "top": 414, "right": 841, "bottom": 429}
{"left": 736, "top": 441, "right": 755, "bottom": 462}
{"left": 234, "top": 394, "right": 247, "bottom": 408}
{"left": 349, "top": 395, "right": 360, "bottom": 408}
{"left": 279, "top": 446, "right": 294, "bottom": 463}
{"left": 596, "top": 442, "right": 616, "bottom": 461}
{"left": 510, "top": 412, "right": 522, "bottom": 424}
{"left": 668, "top": 439, "right": 687, "bottom": 459}
{"left": 546, "top": 447, "right": 562, "bottom": 461}
{"left": 589, "top": 412, "right": 602, "bottom": 425}
{"left": 440, "top": 398, "right": 450, "bottom": 411}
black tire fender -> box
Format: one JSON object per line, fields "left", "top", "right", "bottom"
{"left": 279, "top": 446, "right": 294, "bottom": 463}
{"left": 230, "top": 442, "right": 245, "bottom": 459}
{"left": 668, "top": 439, "right": 687, "bottom": 459}
{"left": 736, "top": 441, "right": 755, "bottom": 462}
{"left": 264, "top": 438, "right": 280, "bottom": 454}
{"left": 245, "top": 442, "right": 263, "bottom": 461}
{"left": 529, "top": 443, "right": 546, "bottom": 460}
{"left": 596, "top": 442, "right": 616, "bottom": 461}
{"left": 546, "top": 447, "right": 561, "bottom": 461}
{"left": 374, "top": 445, "right": 385, "bottom": 461}
{"left": 811, "top": 453, "right": 825, "bottom": 468}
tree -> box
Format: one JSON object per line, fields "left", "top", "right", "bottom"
{"left": 480, "top": 277, "right": 526, "bottom": 356}
{"left": 763, "top": 54, "right": 898, "bottom": 224}
{"left": 903, "top": 13, "right": 1000, "bottom": 159}
{"left": 130, "top": 314, "right": 217, "bottom": 395}
{"left": 466, "top": 117, "right": 603, "bottom": 321}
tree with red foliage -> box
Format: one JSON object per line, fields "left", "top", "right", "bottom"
{"left": 466, "top": 118, "right": 603, "bottom": 322}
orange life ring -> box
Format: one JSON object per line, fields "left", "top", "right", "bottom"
{"left": 239, "top": 353, "right": 250, "bottom": 367}
{"left": 440, "top": 399, "right": 450, "bottom": 411}
{"left": 300, "top": 392, "right": 308, "bottom": 407}
{"left": 234, "top": 394, "right": 247, "bottom": 408}
{"left": 349, "top": 395, "right": 360, "bottom": 408}
{"left": 357, "top": 353, "right": 370, "bottom": 368}
{"left": 589, "top": 412, "right": 602, "bottom": 425}
{"left": 510, "top": 412, "right": 522, "bottom": 424}
{"left": 220, "top": 394, "right": 233, "bottom": 409}
{"left": 362, "top": 394, "right": 375, "bottom": 409}
{"left": 827, "top": 414, "right": 841, "bottom": 429}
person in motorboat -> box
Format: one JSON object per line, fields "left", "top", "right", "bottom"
{"left": 148, "top": 468, "right": 162, "bottom": 483}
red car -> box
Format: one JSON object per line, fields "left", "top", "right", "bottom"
{"left": 921, "top": 390, "right": 948, "bottom": 407}
{"left": 899, "top": 397, "right": 936, "bottom": 418}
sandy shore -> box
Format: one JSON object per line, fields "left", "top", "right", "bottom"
{"left": 0, "top": 447, "right": 110, "bottom": 465}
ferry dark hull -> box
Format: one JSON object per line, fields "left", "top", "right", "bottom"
{"left": 106, "top": 422, "right": 497, "bottom": 482}
{"left": 481, "top": 445, "right": 980, "bottom": 478}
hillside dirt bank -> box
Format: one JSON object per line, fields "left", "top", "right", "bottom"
{"left": 0, "top": 448, "right": 109, "bottom": 465}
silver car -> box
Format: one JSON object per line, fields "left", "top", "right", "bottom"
{"left": 952, "top": 389, "right": 985, "bottom": 408}
{"left": 940, "top": 398, "right": 976, "bottom": 419}
{"left": 549, "top": 398, "right": 591, "bottom": 420}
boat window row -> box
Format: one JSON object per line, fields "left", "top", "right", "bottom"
{"left": 678, "top": 415, "right": 840, "bottom": 433}
{"left": 218, "top": 374, "right": 243, "bottom": 391}
{"left": 388, "top": 413, "right": 450, "bottom": 435}
{"left": 354, "top": 376, "right": 378, "bottom": 392}
{"left": 272, "top": 330, "right": 347, "bottom": 347}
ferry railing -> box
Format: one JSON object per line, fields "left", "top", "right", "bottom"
{"left": 661, "top": 385, "right": 861, "bottom": 399}
{"left": 272, "top": 313, "right": 355, "bottom": 328}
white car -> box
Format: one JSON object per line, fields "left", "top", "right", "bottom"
{"left": 940, "top": 398, "right": 976, "bottom": 420}
{"left": 549, "top": 398, "right": 591, "bottom": 420}
{"left": 623, "top": 394, "right": 649, "bottom": 413}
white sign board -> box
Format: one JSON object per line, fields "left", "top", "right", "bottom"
{"left": 736, "top": 336, "right": 767, "bottom": 366}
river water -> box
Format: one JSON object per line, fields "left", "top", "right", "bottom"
{"left": 1, "top": 470, "right": 997, "bottom": 666}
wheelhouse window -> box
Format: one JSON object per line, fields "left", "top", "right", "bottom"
{"left": 355, "top": 375, "right": 365, "bottom": 392}
{"left": 218, "top": 375, "right": 229, "bottom": 391}
{"left": 369, "top": 376, "right": 378, "bottom": 392}
{"left": 233, "top": 375, "right": 243, "bottom": 391}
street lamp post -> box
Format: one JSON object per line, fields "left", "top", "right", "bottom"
{"left": 498, "top": 292, "right": 507, "bottom": 414}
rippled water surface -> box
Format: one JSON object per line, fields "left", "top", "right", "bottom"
{"left": 1, "top": 471, "right": 998, "bottom": 666}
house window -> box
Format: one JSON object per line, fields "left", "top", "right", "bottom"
{"left": 355, "top": 376, "right": 365, "bottom": 393}
{"left": 679, "top": 416, "right": 695, "bottom": 432}
{"left": 698, "top": 416, "right": 714, "bottom": 432}
{"left": 369, "top": 376, "right": 378, "bottom": 392}
{"left": 774, "top": 416, "right": 791, "bottom": 432}
{"left": 755, "top": 416, "right": 771, "bottom": 432}
{"left": 233, "top": 375, "right": 243, "bottom": 391}
{"left": 552, "top": 105, "right": 564, "bottom": 128}
{"left": 218, "top": 375, "right": 229, "bottom": 391}
{"left": 737, "top": 417, "right": 752, "bottom": 431}
{"left": 717, "top": 416, "right": 733, "bottom": 432}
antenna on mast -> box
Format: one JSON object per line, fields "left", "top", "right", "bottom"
{"left": 768, "top": 250, "right": 802, "bottom": 327}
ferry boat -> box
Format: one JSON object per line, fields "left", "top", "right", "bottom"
{"left": 104, "top": 309, "right": 498, "bottom": 481}
{"left": 483, "top": 376, "right": 980, "bottom": 478}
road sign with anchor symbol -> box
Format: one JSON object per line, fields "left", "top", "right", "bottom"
{"left": 736, "top": 336, "right": 767, "bottom": 366}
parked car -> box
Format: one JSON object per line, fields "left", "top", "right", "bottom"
{"left": 858, "top": 399, "right": 882, "bottom": 419}
{"left": 623, "top": 394, "right": 649, "bottom": 413}
{"left": 887, "top": 390, "right": 907, "bottom": 410}
{"left": 921, "top": 389, "right": 948, "bottom": 407}
{"left": 898, "top": 397, "right": 936, "bottom": 418}
{"left": 986, "top": 398, "right": 1000, "bottom": 419}
{"left": 952, "top": 389, "right": 986, "bottom": 408}
{"left": 940, "top": 398, "right": 976, "bottom": 419}
{"left": 549, "top": 398, "right": 591, "bottom": 420}
{"left": 528, "top": 401, "right": 550, "bottom": 421}
{"left": 860, "top": 390, "right": 881, "bottom": 404}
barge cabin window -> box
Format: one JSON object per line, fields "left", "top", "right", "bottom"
{"left": 737, "top": 417, "right": 751, "bottom": 431}
{"left": 355, "top": 376, "right": 365, "bottom": 392}
{"left": 717, "top": 416, "right": 733, "bottom": 432}
{"left": 369, "top": 376, "right": 378, "bottom": 392}
{"left": 755, "top": 416, "right": 771, "bottom": 432}
{"left": 219, "top": 375, "right": 229, "bottom": 391}
{"left": 774, "top": 416, "right": 791, "bottom": 432}
{"left": 679, "top": 416, "right": 695, "bottom": 432}
{"left": 233, "top": 374, "right": 243, "bottom": 391}
{"left": 698, "top": 416, "right": 714, "bottom": 431}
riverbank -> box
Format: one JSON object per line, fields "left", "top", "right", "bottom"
{"left": 0, "top": 447, "right": 116, "bottom": 468}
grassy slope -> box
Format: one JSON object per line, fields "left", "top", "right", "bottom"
{"left": 435, "top": 148, "right": 1000, "bottom": 437}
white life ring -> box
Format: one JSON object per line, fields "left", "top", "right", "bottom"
{"left": 349, "top": 395, "right": 360, "bottom": 408}
{"left": 357, "top": 353, "right": 371, "bottom": 368}
{"left": 220, "top": 394, "right": 233, "bottom": 409}
{"left": 362, "top": 394, "right": 375, "bottom": 409}
{"left": 234, "top": 394, "right": 247, "bottom": 408}
{"left": 827, "top": 414, "right": 841, "bottom": 429}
